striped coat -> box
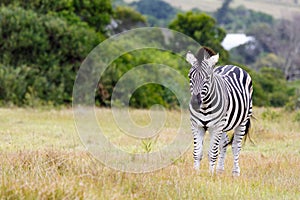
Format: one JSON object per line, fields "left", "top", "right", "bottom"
{"left": 186, "top": 47, "right": 252, "bottom": 176}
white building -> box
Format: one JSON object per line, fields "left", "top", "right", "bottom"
{"left": 221, "top": 33, "right": 254, "bottom": 50}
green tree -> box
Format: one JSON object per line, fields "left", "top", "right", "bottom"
{"left": 130, "top": 0, "right": 178, "bottom": 26}
{"left": 215, "top": 5, "right": 273, "bottom": 32}
{"left": 72, "top": 0, "right": 112, "bottom": 33}
{"left": 252, "top": 67, "right": 294, "bottom": 107}
{"left": 97, "top": 48, "right": 189, "bottom": 108}
{"left": 1, "top": 0, "right": 112, "bottom": 33}
{"left": 0, "top": 6, "right": 101, "bottom": 105}
{"left": 0, "top": 0, "right": 73, "bottom": 13}
{"left": 244, "top": 16, "right": 300, "bottom": 80}
{"left": 254, "top": 53, "right": 284, "bottom": 71}
{"left": 169, "top": 12, "right": 229, "bottom": 63}
{"left": 215, "top": 0, "right": 233, "bottom": 24}
{"left": 110, "top": 6, "right": 147, "bottom": 34}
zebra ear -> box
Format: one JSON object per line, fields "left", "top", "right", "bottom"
{"left": 196, "top": 47, "right": 216, "bottom": 61}
{"left": 186, "top": 51, "right": 198, "bottom": 66}
{"left": 206, "top": 53, "right": 219, "bottom": 66}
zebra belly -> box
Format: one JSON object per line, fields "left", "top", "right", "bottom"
{"left": 222, "top": 97, "right": 250, "bottom": 132}
{"left": 190, "top": 108, "right": 248, "bottom": 132}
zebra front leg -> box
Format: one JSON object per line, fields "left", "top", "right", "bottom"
{"left": 216, "top": 132, "right": 229, "bottom": 173}
{"left": 232, "top": 122, "right": 248, "bottom": 176}
{"left": 192, "top": 126, "right": 205, "bottom": 170}
{"left": 208, "top": 131, "right": 222, "bottom": 174}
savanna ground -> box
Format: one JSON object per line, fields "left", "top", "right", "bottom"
{"left": 0, "top": 107, "right": 300, "bottom": 199}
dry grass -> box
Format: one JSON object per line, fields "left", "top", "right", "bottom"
{"left": 0, "top": 107, "right": 300, "bottom": 199}
{"left": 124, "top": 0, "right": 300, "bottom": 19}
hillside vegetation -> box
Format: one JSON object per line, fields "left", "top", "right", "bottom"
{"left": 1, "top": 0, "right": 299, "bottom": 108}
{"left": 126, "top": 0, "right": 300, "bottom": 19}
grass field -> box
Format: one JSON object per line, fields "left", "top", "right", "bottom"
{"left": 0, "top": 107, "right": 300, "bottom": 199}
{"left": 124, "top": 0, "right": 300, "bottom": 19}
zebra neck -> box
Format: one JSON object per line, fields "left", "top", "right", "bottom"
{"left": 201, "top": 75, "right": 228, "bottom": 108}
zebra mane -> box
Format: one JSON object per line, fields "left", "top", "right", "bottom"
{"left": 195, "top": 47, "right": 216, "bottom": 62}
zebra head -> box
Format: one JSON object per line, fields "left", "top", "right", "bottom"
{"left": 186, "top": 47, "right": 219, "bottom": 109}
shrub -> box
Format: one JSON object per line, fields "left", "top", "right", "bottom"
{"left": 261, "top": 108, "right": 281, "bottom": 121}
{"left": 293, "top": 111, "right": 300, "bottom": 122}
{"left": 1, "top": 0, "right": 112, "bottom": 33}
{"left": 253, "top": 67, "right": 295, "bottom": 107}
{"left": 0, "top": 6, "right": 101, "bottom": 105}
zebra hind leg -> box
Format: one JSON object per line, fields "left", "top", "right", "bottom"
{"left": 231, "top": 120, "right": 251, "bottom": 176}
{"left": 216, "top": 132, "right": 229, "bottom": 174}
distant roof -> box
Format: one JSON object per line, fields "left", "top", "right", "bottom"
{"left": 221, "top": 33, "right": 254, "bottom": 50}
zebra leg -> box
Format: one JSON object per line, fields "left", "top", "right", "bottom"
{"left": 231, "top": 121, "right": 248, "bottom": 176}
{"left": 216, "top": 132, "right": 229, "bottom": 173}
{"left": 208, "top": 131, "right": 222, "bottom": 174}
{"left": 192, "top": 126, "right": 205, "bottom": 170}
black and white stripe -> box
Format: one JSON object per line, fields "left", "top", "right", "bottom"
{"left": 186, "top": 47, "right": 253, "bottom": 176}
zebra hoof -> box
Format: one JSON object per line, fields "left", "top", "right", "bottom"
{"left": 216, "top": 168, "right": 225, "bottom": 174}
{"left": 194, "top": 162, "right": 200, "bottom": 170}
{"left": 232, "top": 171, "right": 240, "bottom": 177}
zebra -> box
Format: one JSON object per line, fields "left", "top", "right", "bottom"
{"left": 186, "top": 47, "right": 253, "bottom": 176}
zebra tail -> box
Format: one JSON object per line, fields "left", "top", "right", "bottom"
{"left": 225, "top": 118, "right": 254, "bottom": 147}
{"left": 244, "top": 119, "right": 254, "bottom": 146}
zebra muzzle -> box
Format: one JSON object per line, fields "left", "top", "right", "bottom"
{"left": 191, "top": 93, "right": 202, "bottom": 110}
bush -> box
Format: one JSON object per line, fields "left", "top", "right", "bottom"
{"left": 0, "top": 6, "right": 101, "bottom": 106}
{"left": 0, "top": 65, "right": 31, "bottom": 106}
{"left": 293, "top": 111, "right": 300, "bottom": 122}
{"left": 235, "top": 65, "right": 296, "bottom": 107}
{"left": 97, "top": 49, "right": 189, "bottom": 109}
{"left": 1, "top": 0, "right": 112, "bottom": 33}
{"left": 261, "top": 108, "right": 281, "bottom": 121}
{"left": 252, "top": 67, "right": 294, "bottom": 107}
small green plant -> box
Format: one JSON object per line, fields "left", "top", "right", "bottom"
{"left": 141, "top": 135, "right": 159, "bottom": 153}
{"left": 261, "top": 108, "right": 281, "bottom": 121}
{"left": 293, "top": 111, "right": 300, "bottom": 122}
{"left": 141, "top": 139, "right": 153, "bottom": 153}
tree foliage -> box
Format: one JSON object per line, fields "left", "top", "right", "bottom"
{"left": 0, "top": 4, "right": 105, "bottom": 106}
{"left": 253, "top": 68, "right": 295, "bottom": 107}
{"left": 234, "top": 14, "right": 300, "bottom": 80}
{"left": 130, "top": 0, "right": 177, "bottom": 26}
{"left": 97, "top": 48, "right": 189, "bottom": 108}
{"left": 1, "top": 0, "right": 112, "bottom": 33}
{"left": 237, "top": 65, "right": 295, "bottom": 107}
{"left": 216, "top": 5, "right": 273, "bottom": 32}
{"left": 0, "top": 1, "right": 297, "bottom": 108}
{"left": 215, "top": 0, "right": 233, "bottom": 24}
{"left": 110, "top": 6, "right": 147, "bottom": 34}
{"left": 169, "top": 12, "right": 229, "bottom": 63}
{"left": 72, "top": 0, "right": 112, "bottom": 33}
